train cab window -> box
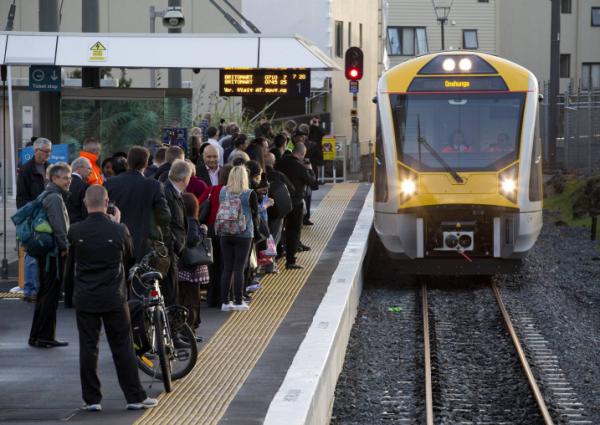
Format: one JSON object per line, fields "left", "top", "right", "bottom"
{"left": 390, "top": 93, "right": 525, "bottom": 172}
{"left": 529, "top": 111, "right": 543, "bottom": 202}
{"left": 375, "top": 107, "right": 388, "bottom": 202}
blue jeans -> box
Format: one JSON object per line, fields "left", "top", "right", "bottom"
{"left": 24, "top": 254, "right": 39, "bottom": 296}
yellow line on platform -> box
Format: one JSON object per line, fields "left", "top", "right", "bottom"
{"left": 135, "top": 183, "right": 359, "bottom": 425}
{"left": 0, "top": 291, "right": 22, "bottom": 298}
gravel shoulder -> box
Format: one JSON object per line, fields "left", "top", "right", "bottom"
{"left": 333, "top": 213, "right": 600, "bottom": 424}
{"left": 496, "top": 214, "right": 600, "bottom": 423}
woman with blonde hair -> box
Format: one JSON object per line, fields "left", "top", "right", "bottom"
{"left": 216, "top": 165, "right": 258, "bottom": 311}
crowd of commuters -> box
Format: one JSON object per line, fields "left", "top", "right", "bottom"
{"left": 16, "top": 116, "right": 324, "bottom": 410}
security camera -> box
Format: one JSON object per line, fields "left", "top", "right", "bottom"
{"left": 162, "top": 6, "right": 185, "bottom": 28}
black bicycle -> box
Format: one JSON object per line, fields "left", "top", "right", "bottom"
{"left": 129, "top": 257, "right": 198, "bottom": 392}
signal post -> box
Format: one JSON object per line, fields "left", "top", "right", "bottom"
{"left": 345, "top": 47, "right": 363, "bottom": 174}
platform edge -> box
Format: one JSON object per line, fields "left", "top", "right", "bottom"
{"left": 264, "top": 186, "right": 374, "bottom": 425}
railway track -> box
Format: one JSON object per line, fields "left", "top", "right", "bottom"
{"left": 421, "top": 279, "right": 591, "bottom": 425}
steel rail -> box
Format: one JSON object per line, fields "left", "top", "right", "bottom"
{"left": 421, "top": 281, "right": 434, "bottom": 425}
{"left": 491, "top": 282, "right": 555, "bottom": 425}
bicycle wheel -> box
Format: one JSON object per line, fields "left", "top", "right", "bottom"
{"left": 154, "top": 307, "right": 172, "bottom": 393}
{"left": 170, "top": 323, "right": 198, "bottom": 380}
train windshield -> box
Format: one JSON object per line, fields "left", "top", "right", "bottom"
{"left": 390, "top": 93, "right": 526, "bottom": 172}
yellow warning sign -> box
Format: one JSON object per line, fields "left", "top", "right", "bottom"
{"left": 89, "top": 41, "right": 107, "bottom": 62}
{"left": 322, "top": 136, "right": 336, "bottom": 161}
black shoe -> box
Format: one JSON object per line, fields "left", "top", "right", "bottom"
{"left": 22, "top": 294, "right": 36, "bottom": 303}
{"left": 30, "top": 339, "right": 68, "bottom": 348}
{"left": 303, "top": 219, "right": 314, "bottom": 226}
{"left": 286, "top": 262, "right": 304, "bottom": 270}
{"left": 28, "top": 338, "right": 37, "bottom": 347}
{"left": 298, "top": 244, "right": 311, "bottom": 252}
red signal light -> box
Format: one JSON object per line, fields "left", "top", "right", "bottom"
{"left": 344, "top": 47, "right": 363, "bottom": 81}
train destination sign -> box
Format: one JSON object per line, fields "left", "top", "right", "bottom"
{"left": 219, "top": 68, "right": 311, "bottom": 97}
{"left": 408, "top": 76, "right": 508, "bottom": 92}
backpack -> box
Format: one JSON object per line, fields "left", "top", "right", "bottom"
{"left": 215, "top": 191, "right": 247, "bottom": 236}
{"left": 268, "top": 179, "right": 293, "bottom": 219}
{"left": 11, "top": 191, "right": 55, "bottom": 258}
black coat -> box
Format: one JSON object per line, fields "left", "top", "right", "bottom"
{"left": 105, "top": 170, "right": 171, "bottom": 261}
{"left": 276, "top": 155, "right": 318, "bottom": 205}
{"left": 66, "top": 174, "right": 88, "bottom": 224}
{"left": 16, "top": 158, "right": 47, "bottom": 208}
{"left": 195, "top": 162, "right": 213, "bottom": 187}
{"left": 266, "top": 165, "right": 295, "bottom": 220}
{"left": 164, "top": 180, "right": 187, "bottom": 256}
{"left": 154, "top": 162, "right": 171, "bottom": 182}
{"left": 66, "top": 213, "right": 134, "bottom": 313}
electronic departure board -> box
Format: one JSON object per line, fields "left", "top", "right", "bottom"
{"left": 219, "top": 69, "right": 311, "bottom": 97}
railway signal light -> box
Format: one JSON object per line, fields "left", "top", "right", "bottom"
{"left": 345, "top": 47, "right": 363, "bottom": 81}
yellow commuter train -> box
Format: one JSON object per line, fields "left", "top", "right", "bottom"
{"left": 373, "top": 52, "right": 543, "bottom": 275}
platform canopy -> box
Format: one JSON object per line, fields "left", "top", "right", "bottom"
{"left": 0, "top": 31, "right": 341, "bottom": 70}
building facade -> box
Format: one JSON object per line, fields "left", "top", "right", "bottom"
{"left": 386, "top": 0, "right": 600, "bottom": 91}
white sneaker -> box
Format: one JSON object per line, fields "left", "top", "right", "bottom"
{"left": 231, "top": 302, "right": 249, "bottom": 311}
{"left": 126, "top": 397, "right": 158, "bottom": 410}
{"left": 82, "top": 403, "right": 102, "bottom": 412}
{"left": 221, "top": 302, "right": 234, "bottom": 312}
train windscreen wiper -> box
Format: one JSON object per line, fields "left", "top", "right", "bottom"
{"left": 417, "top": 137, "right": 464, "bottom": 184}
{"left": 415, "top": 115, "right": 463, "bottom": 183}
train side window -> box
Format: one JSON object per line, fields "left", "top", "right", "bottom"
{"left": 529, "top": 112, "right": 543, "bottom": 202}
{"left": 375, "top": 108, "right": 388, "bottom": 202}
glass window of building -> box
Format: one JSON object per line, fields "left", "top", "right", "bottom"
{"left": 561, "top": 0, "right": 572, "bottom": 14}
{"left": 592, "top": 7, "right": 600, "bottom": 26}
{"left": 387, "top": 27, "right": 428, "bottom": 56}
{"left": 463, "top": 30, "right": 479, "bottom": 49}
{"left": 582, "top": 63, "right": 600, "bottom": 90}
{"left": 335, "top": 21, "right": 344, "bottom": 57}
{"left": 560, "top": 54, "right": 570, "bottom": 78}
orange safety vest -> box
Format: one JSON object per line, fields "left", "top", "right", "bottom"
{"left": 79, "top": 151, "right": 103, "bottom": 185}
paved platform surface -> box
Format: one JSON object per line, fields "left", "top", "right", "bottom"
{"left": 0, "top": 183, "right": 370, "bottom": 425}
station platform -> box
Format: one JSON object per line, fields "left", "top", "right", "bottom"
{"left": 0, "top": 182, "right": 373, "bottom": 425}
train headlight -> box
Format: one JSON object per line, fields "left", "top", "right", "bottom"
{"left": 500, "top": 178, "right": 516, "bottom": 194}
{"left": 400, "top": 179, "right": 417, "bottom": 197}
{"left": 459, "top": 58, "right": 473, "bottom": 72}
{"left": 442, "top": 58, "right": 456, "bottom": 72}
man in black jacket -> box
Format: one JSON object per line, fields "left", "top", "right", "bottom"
{"left": 162, "top": 160, "right": 192, "bottom": 305}
{"left": 67, "top": 157, "right": 92, "bottom": 224}
{"left": 29, "top": 163, "right": 71, "bottom": 348}
{"left": 153, "top": 146, "right": 184, "bottom": 183}
{"left": 105, "top": 146, "right": 171, "bottom": 261}
{"left": 67, "top": 185, "right": 157, "bottom": 412}
{"left": 16, "top": 138, "right": 51, "bottom": 302}
{"left": 276, "top": 143, "right": 318, "bottom": 269}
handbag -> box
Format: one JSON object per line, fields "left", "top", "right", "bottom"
{"left": 260, "top": 235, "right": 277, "bottom": 257}
{"left": 182, "top": 235, "right": 214, "bottom": 267}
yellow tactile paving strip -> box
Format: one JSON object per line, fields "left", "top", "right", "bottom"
{"left": 136, "top": 183, "right": 359, "bottom": 425}
{"left": 0, "top": 291, "right": 22, "bottom": 298}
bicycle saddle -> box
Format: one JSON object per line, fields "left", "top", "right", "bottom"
{"left": 141, "top": 271, "right": 163, "bottom": 283}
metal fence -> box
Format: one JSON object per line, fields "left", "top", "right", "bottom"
{"left": 540, "top": 82, "right": 600, "bottom": 174}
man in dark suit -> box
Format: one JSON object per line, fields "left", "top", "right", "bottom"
{"left": 276, "top": 143, "right": 318, "bottom": 269}
{"left": 67, "top": 184, "right": 157, "bottom": 412}
{"left": 162, "top": 160, "right": 192, "bottom": 306}
{"left": 67, "top": 157, "right": 92, "bottom": 224}
{"left": 105, "top": 146, "right": 171, "bottom": 261}
{"left": 195, "top": 145, "right": 220, "bottom": 187}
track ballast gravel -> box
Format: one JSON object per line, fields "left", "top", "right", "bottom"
{"left": 332, "top": 215, "right": 600, "bottom": 424}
